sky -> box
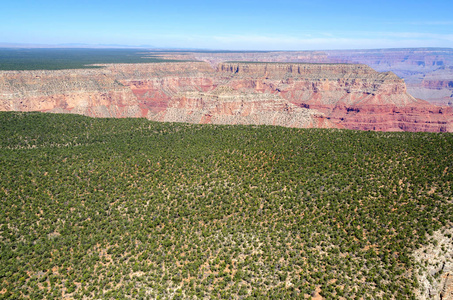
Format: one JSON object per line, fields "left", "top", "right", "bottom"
{"left": 1, "top": 0, "right": 452, "bottom": 50}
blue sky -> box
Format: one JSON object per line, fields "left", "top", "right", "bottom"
{"left": 1, "top": 0, "right": 452, "bottom": 50}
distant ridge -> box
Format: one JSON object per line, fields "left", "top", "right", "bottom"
{"left": 0, "top": 42, "right": 156, "bottom": 49}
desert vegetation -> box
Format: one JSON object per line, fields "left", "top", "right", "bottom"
{"left": 0, "top": 111, "right": 452, "bottom": 299}
{"left": 0, "top": 48, "right": 185, "bottom": 70}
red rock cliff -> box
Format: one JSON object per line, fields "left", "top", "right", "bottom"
{"left": 217, "top": 62, "right": 453, "bottom": 132}
{"left": 0, "top": 62, "right": 451, "bottom": 132}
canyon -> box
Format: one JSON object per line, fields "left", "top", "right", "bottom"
{"left": 188, "top": 48, "right": 453, "bottom": 106}
{"left": 1, "top": 57, "right": 452, "bottom": 132}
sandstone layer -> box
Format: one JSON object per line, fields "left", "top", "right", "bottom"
{"left": 216, "top": 62, "right": 453, "bottom": 132}
{"left": 1, "top": 61, "right": 452, "bottom": 132}
{"left": 0, "top": 69, "right": 139, "bottom": 118}
{"left": 187, "top": 48, "right": 453, "bottom": 105}
{"left": 324, "top": 49, "right": 453, "bottom": 107}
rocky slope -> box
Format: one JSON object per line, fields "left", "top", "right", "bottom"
{"left": 0, "top": 69, "right": 139, "bottom": 118}
{"left": 189, "top": 48, "right": 453, "bottom": 105}
{"left": 216, "top": 62, "right": 453, "bottom": 132}
{"left": 324, "top": 48, "right": 453, "bottom": 106}
{"left": 414, "top": 228, "right": 453, "bottom": 300}
{"left": 1, "top": 61, "right": 452, "bottom": 131}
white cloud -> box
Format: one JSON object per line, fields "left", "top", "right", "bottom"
{"left": 200, "top": 32, "right": 453, "bottom": 50}
{"left": 375, "top": 32, "right": 453, "bottom": 41}
{"left": 8, "top": 30, "right": 451, "bottom": 51}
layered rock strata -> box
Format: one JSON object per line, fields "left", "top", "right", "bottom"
{"left": 1, "top": 61, "right": 452, "bottom": 131}
{"left": 189, "top": 48, "right": 453, "bottom": 105}
{"left": 217, "top": 63, "right": 453, "bottom": 132}
{"left": 0, "top": 69, "right": 139, "bottom": 118}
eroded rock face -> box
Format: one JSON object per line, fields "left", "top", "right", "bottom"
{"left": 413, "top": 228, "right": 453, "bottom": 300}
{"left": 0, "top": 61, "right": 452, "bottom": 131}
{"left": 190, "top": 48, "right": 453, "bottom": 106}
{"left": 152, "top": 86, "right": 334, "bottom": 128}
{"left": 216, "top": 62, "right": 453, "bottom": 132}
{"left": 0, "top": 69, "right": 140, "bottom": 118}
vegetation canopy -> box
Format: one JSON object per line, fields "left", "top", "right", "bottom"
{"left": 0, "top": 111, "right": 452, "bottom": 299}
{"left": 0, "top": 48, "right": 185, "bottom": 70}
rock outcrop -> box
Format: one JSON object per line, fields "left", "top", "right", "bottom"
{"left": 324, "top": 49, "right": 453, "bottom": 107}
{"left": 0, "top": 69, "right": 140, "bottom": 118}
{"left": 1, "top": 61, "right": 452, "bottom": 132}
{"left": 216, "top": 62, "right": 453, "bottom": 132}
{"left": 413, "top": 228, "right": 453, "bottom": 300}
{"left": 189, "top": 48, "right": 453, "bottom": 105}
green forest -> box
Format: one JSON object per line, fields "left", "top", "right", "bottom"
{"left": 0, "top": 111, "right": 452, "bottom": 299}
{"left": 0, "top": 49, "right": 185, "bottom": 70}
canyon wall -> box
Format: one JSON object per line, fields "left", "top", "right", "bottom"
{"left": 324, "top": 49, "right": 453, "bottom": 107}
{"left": 190, "top": 48, "right": 453, "bottom": 106}
{"left": 0, "top": 69, "right": 139, "bottom": 118}
{"left": 215, "top": 62, "right": 453, "bottom": 131}
{"left": 1, "top": 61, "right": 452, "bottom": 132}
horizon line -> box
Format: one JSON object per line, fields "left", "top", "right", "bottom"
{"left": 1, "top": 42, "right": 453, "bottom": 52}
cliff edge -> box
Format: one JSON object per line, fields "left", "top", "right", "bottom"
{"left": 1, "top": 62, "right": 451, "bottom": 132}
